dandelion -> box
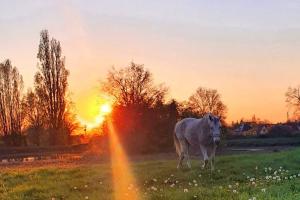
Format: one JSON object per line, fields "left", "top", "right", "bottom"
{"left": 171, "top": 174, "right": 174, "bottom": 177}
{"left": 151, "top": 186, "right": 157, "bottom": 191}
{"left": 298, "top": 173, "right": 300, "bottom": 177}
{"left": 217, "top": 169, "right": 221, "bottom": 173}
{"left": 193, "top": 179, "right": 197, "bottom": 183}
{"left": 189, "top": 182, "right": 192, "bottom": 186}
{"left": 261, "top": 188, "right": 266, "bottom": 192}
{"left": 228, "top": 185, "right": 232, "bottom": 189}
{"left": 255, "top": 166, "right": 258, "bottom": 170}
{"left": 170, "top": 183, "right": 175, "bottom": 187}
{"left": 194, "top": 183, "right": 198, "bottom": 187}
{"left": 277, "top": 177, "right": 281, "bottom": 181}
{"left": 233, "top": 189, "right": 237, "bottom": 193}
{"left": 73, "top": 186, "right": 77, "bottom": 190}
{"left": 235, "top": 182, "right": 239, "bottom": 186}
{"left": 84, "top": 184, "right": 88, "bottom": 188}
{"left": 176, "top": 180, "right": 179, "bottom": 184}
{"left": 247, "top": 176, "right": 250, "bottom": 179}
{"left": 198, "top": 174, "right": 202, "bottom": 178}
{"left": 194, "top": 195, "right": 197, "bottom": 198}
{"left": 99, "top": 181, "right": 103, "bottom": 184}
{"left": 85, "top": 196, "right": 89, "bottom": 200}
{"left": 219, "top": 186, "right": 223, "bottom": 189}
{"left": 183, "top": 188, "right": 189, "bottom": 193}
{"left": 51, "top": 198, "right": 55, "bottom": 200}
{"left": 152, "top": 178, "right": 157, "bottom": 182}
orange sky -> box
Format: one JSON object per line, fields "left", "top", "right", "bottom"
{"left": 1, "top": 1, "right": 300, "bottom": 124}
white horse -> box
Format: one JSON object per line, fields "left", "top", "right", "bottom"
{"left": 174, "top": 113, "right": 221, "bottom": 170}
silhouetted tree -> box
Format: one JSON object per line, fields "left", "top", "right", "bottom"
{"left": 186, "top": 87, "right": 227, "bottom": 122}
{"left": 62, "top": 101, "right": 80, "bottom": 143}
{"left": 23, "top": 89, "right": 46, "bottom": 146}
{"left": 0, "top": 59, "right": 25, "bottom": 146}
{"left": 286, "top": 86, "right": 300, "bottom": 120}
{"left": 102, "top": 62, "right": 167, "bottom": 107}
{"left": 101, "top": 62, "right": 176, "bottom": 153}
{"left": 35, "top": 30, "right": 69, "bottom": 145}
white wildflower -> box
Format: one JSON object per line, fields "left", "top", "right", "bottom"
{"left": 151, "top": 186, "right": 157, "bottom": 191}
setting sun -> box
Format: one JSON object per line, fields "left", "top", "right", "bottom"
{"left": 77, "top": 102, "right": 113, "bottom": 131}
{"left": 100, "top": 104, "right": 112, "bottom": 115}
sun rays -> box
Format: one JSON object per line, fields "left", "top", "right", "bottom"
{"left": 108, "top": 120, "right": 141, "bottom": 200}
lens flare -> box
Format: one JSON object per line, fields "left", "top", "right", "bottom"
{"left": 108, "top": 120, "right": 141, "bottom": 200}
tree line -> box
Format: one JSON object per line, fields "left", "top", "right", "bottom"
{"left": 0, "top": 30, "right": 74, "bottom": 146}
{"left": 3, "top": 29, "right": 298, "bottom": 152}
{"left": 1, "top": 30, "right": 227, "bottom": 150}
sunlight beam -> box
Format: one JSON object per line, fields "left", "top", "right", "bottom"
{"left": 108, "top": 120, "right": 141, "bottom": 200}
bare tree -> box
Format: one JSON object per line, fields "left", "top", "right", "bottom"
{"left": 102, "top": 62, "right": 168, "bottom": 107}
{"left": 35, "top": 30, "right": 69, "bottom": 145}
{"left": 62, "top": 101, "right": 80, "bottom": 142}
{"left": 23, "top": 89, "right": 46, "bottom": 145}
{"left": 285, "top": 86, "right": 300, "bottom": 119}
{"left": 0, "top": 59, "right": 24, "bottom": 146}
{"left": 187, "top": 87, "right": 227, "bottom": 122}
{"left": 23, "top": 89, "right": 45, "bottom": 129}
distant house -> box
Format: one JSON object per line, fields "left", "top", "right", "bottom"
{"left": 234, "top": 123, "right": 252, "bottom": 133}
{"left": 256, "top": 125, "right": 269, "bottom": 136}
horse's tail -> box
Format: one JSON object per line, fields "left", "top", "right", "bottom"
{"left": 173, "top": 133, "right": 181, "bottom": 156}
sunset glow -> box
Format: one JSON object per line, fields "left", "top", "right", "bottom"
{"left": 77, "top": 102, "right": 112, "bottom": 131}
{"left": 3, "top": 1, "right": 300, "bottom": 123}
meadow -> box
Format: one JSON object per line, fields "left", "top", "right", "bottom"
{"left": 1, "top": 148, "right": 300, "bottom": 200}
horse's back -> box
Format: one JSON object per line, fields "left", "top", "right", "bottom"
{"left": 174, "top": 118, "right": 200, "bottom": 140}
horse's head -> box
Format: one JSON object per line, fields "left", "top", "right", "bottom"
{"left": 207, "top": 114, "right": 221, "bottom": 145}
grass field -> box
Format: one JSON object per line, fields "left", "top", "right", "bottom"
{"left": 1, "top": 148, "right": 300, "bottom": 200}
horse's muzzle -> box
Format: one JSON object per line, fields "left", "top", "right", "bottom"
{"left": 213, "top": 138, "right": 220, "bottom": 146}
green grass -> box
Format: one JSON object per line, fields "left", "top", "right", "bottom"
{"left": 1, "top": 148, "right": 300, "bottom": 200}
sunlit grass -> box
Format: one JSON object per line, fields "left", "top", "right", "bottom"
{"left": 1, "top": 148, "right": 300, "bottom": 200}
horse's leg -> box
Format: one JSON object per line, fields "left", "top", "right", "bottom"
{"left": 177, "top": 140, "right": 186, "bottom": 169}
{"left": 179, "top": 140, "right": 191, "bottom": 168}
{"left": 200, "top": 145, "right": 208, "bottom": 169}
{"left": 210, "top": 146, "right": 217, "bottom": 171}
{"left": 185, "top": 146, "right": 191, "bottom": 169}
{"left": 177, "top": 152, "right": 184, "bottom": 169}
